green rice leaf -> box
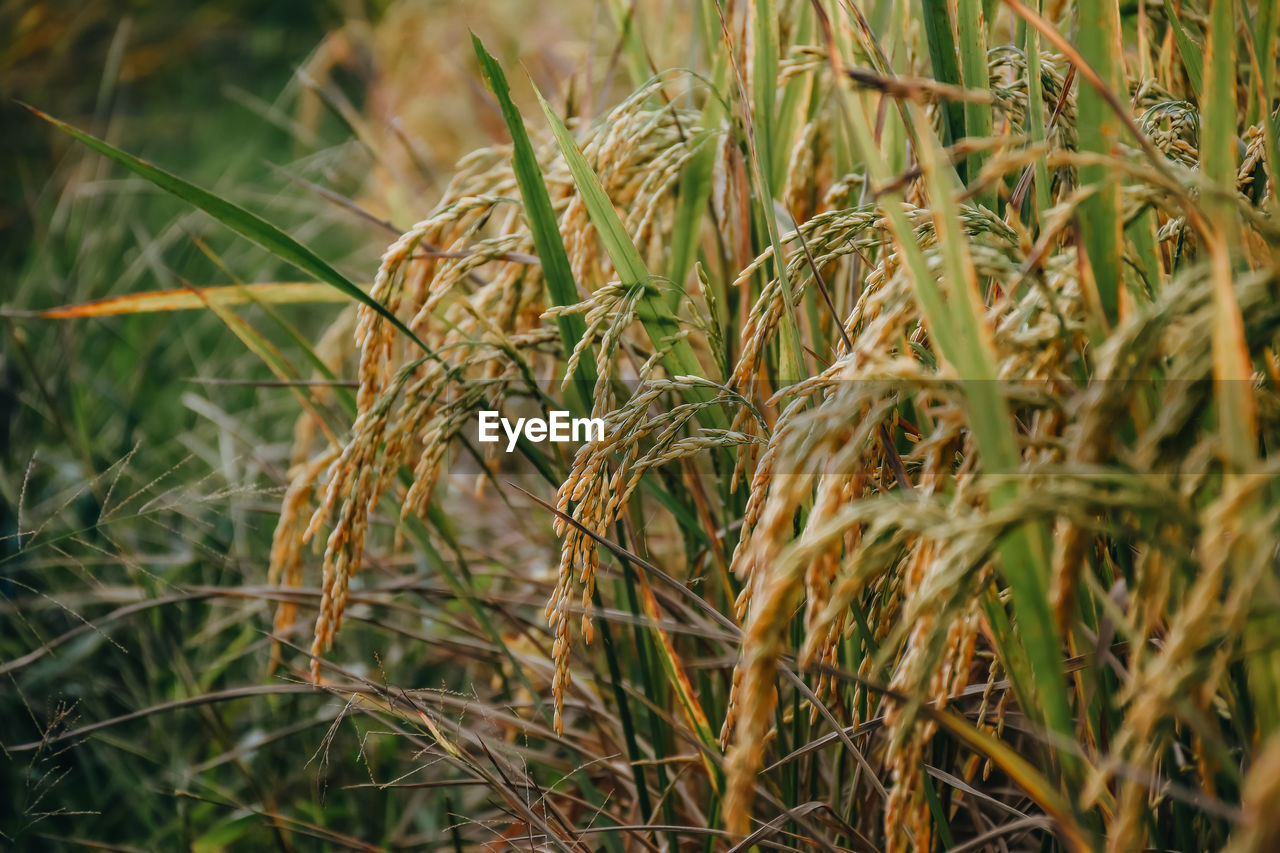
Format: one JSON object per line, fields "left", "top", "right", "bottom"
{"left": 1073, "top": 0, "right": 1125, "bottom": 328}
{"left": 471, "top": 34, "right": 597, "bottom": 410}
{"left": 668, "top": 33, "right": 730, "bottom": 301}
{"left": 530, "top": 80, "right": 728, "bottom": 428}
{"left": 1203, "top": 0, "right": 1257, "bottom": 472}
{"left": 24, "top": 104, "right": 431, "bottom": 354}
{"left": 1163, "top": 0, "right": 1205, "bottom": 98}
{"left": 1023, "top": 0, "right": 1051, "bottom": 219}
{"left": 955, "top": 0, "right": 995, "bottom": 209}
{"left": 921, "top": 0, "right": 967, "bottom": 160}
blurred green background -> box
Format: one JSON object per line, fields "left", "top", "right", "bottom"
{"left": 0, "top": 2, "right": 451, "bottom": 849}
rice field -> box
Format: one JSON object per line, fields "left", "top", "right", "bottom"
{"left": 4, "top": 0, "right": 1280, "bottom": 850}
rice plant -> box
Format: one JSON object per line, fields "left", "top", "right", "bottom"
{"left": 11, "top": 0, "right": 1280, "bottom": 849}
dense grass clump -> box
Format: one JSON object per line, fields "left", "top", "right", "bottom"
{"left": 8, "top": 0, "right": 1280, "bottom": 850}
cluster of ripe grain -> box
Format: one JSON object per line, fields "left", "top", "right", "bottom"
{"left": 269, "top": 3, "right": 1280, "bottom": 847}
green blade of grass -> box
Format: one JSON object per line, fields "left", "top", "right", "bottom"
{"left": 834, "top": 0, "right": 931, "bottom": 182}
{"left": 471, "top": 35, "right": 596, "bottom": 415}
{"left": 1201, "top": 0, "right": 1240, "bottom": 222}
{"left": 1023, "top": 0, "right": 1052, "bottom": 220}
{"left": 751, "top": 0, "right": 781, "bottom": 196}
{"left": 24, "top": 104, "right": 431, "bottom": 354}
{"left": 956, "top": 0, "right": 995, "bottom": 210}
{"left": 1162, "top": 0, "right": 1205, "bottom": 98}
{"left": 1254, "top": 0, "right": 1280, "bottom": 204}
{"left": 1203, "top": 0, "right": 1244, "bottom": 203}
{"left": 766, "top": 2, "right": 813, "bottom": 192}
{"left": 1251, "top": 0, "right": 1278, "bottom": 131}
{"left": 1073, "top": 0, "right": 1125, "bottom": 328}
{"left": 920, "top": 761, "right": 956, "bottom": 851}
{"left": 589, "top": 585, "right": 656, "bottom": 826}
{"left": 1203, "top": 0, "right": 1257, "bottom": 473}
{"left": 668, "top": 52, "right": 729, "bottom": 302}
{"left": 921, "top": 0, "right": 967, "bottom": 161}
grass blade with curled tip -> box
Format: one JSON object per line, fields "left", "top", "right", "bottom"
{"left": 530, "top": 80, "right": 728, "bottom": 429}
{"left": 471, "top": 35, "right": 596, "bottom": 414}
{"left": 23, "top": 104, "right": 432, "bottom": 354}
{"left": 668, "top": 128, "right": 716, "bottom": 298}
